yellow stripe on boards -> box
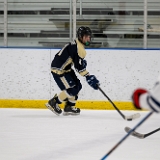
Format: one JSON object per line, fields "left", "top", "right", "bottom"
{"left": 0, "top": 99, "right": 47, "bottom": 109}
{"left": 0, "top": 99, "right": 137, "bottom": 110}
{"left": 76, "top": 101, "right": 136, "bottom": 110}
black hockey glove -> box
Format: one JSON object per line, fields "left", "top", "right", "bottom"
{"left": 86, "top": 75, "right": 99, "bottom": 90}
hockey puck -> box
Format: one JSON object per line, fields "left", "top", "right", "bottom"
{"left": 127, "top": 119, "right": 132, "bottom": 121}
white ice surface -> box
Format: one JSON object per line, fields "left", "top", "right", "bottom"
{"left": 0, "top": 109, "right": 159, "bottom": 160}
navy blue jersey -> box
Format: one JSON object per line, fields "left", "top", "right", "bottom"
{"left": 51, "top": 39, "right": 89, "bottom": 76}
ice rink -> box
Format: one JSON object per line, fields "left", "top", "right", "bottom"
{"left": 0, "top": 109, "right": 159, "bottom": 160}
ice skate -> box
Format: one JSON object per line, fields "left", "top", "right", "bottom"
{"left": 63, "top": 104, "right": 80, "bottom": 116}
{"left": 45, "top": 94, "right": 62, "bottom": 116}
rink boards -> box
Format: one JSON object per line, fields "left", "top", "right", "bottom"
{"left": 0, "top": 48, "right": 160, "bottom": 110}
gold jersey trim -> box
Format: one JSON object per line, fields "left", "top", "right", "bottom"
{"left": 51, "top": 68, "right": 71, "bottom": 75}
{"left": 76, "top": 39, "right": 86, "bottom": 59}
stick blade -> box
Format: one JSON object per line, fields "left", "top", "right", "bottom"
{"left": 124, "top": 113, "right": 141, "bottom": 121}
{"left": 124, "top": 127, "right": 144, "bottom": 139}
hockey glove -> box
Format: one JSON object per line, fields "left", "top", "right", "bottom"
{"left": 132, "top": 88, "right": 147, "bottom": 109}
{"left": 86, "top": 75, "right": 99, "bottom": 90}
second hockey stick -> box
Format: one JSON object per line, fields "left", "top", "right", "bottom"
{"left": 98, "top": 86, "right": 140, "bottom": 121}
{"left": 124, "top": 126, "right": 160, "bottom": 139}
{"left": 100, "top": 111, "right": 153, "bottom": 160}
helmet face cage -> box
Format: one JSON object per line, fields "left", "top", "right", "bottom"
{"left": 77, "top": 26, "right": 93, "bottom": 46}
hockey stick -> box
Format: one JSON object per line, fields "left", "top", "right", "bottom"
{"left": 100, "top": 112, "right": 153, "bottom": 160}
{"left": 98, "top": 86, "right": 140, "bottom": 121}
{"left": 124, "top": 126, "right": 160, "bottom": 139}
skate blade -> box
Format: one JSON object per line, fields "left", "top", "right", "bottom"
{"left": 63, "top": 112, "right": 80, "bottom": 116}
{"left": 45, "top": 103, "right": 60, "bottom": 116}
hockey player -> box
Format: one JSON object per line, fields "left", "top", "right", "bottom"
{"left": 45, "top": 26, "right": 100, "bottom": 116}
{"left": 132, "top": 76, "right": 160, "bottom": 113}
